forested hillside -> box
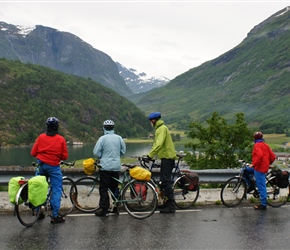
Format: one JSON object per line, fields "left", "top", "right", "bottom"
{"left": 0, "top": 58, "right": 151, "bottom": 146}
{"left": 133, "top": 7, "right": 290, "bottom": 134}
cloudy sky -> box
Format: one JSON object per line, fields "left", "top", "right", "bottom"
{"left": 0, "top": 1, "right": 289, "bottom": 79}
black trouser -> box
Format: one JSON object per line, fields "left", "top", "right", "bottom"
{"left": 99, "top": 170, "right": 119, "bottom": 211}
{"left": 160, "top": 158, "right": 175, "bottom": 201}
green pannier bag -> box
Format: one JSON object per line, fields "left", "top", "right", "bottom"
{"left": 8, "top": 176, "right": 25, "bottom": 204}
{"left": 28, "top": 176, "right": 49, "bottom": 207}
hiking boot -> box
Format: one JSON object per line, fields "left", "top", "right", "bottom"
{"left": 157, "top": 200, "right": 168, "bottom": 209}
{"left": 110, "top": 207, "right": 119, "bottom": 215}
{"left": 95, "top": 208, "right": 109, "bottom": 217}
{"left": 160, "top": 201, "right": 175, "bottom": 213}
{"left": 37, "top": 212, "right": 45, "bottom": 220}
{"left": 254, "top": 204, "right": 267, "bottom": 210}
{"left": 51, "top": 216, "right": 65, "bottom": 224}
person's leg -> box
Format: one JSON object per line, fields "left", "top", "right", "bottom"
{"left": 254, "top": 170, "right": 267, "bottom": 209}
{"left": 95, "top": 170, "right": 111, "bottom": 216}
{"left": 159, "top": 159, "right": 175, "bottom": 213}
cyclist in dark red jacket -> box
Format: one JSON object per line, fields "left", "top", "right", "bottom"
{"left": 31, "top": 117, "right": 68, "bottom": 223}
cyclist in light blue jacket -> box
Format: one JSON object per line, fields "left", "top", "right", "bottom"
{"left": 93, "top": 120, "right": 126, "bottom": 217}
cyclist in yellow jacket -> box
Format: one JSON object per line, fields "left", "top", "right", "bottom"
{"left": 147, "top": 112, "right": 177, "bottom": 213}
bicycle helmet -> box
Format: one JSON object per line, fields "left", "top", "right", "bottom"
{"left": 103, "top": 120, "right": 114, "bottom": 130}
{"left": 253, "top": 131, "right": 263, "bottom": 139}
{"left": 46, "top": 117, "right": 59, "bottom": 130}
{"left": 148, "top": 112, "right": 161, "bottom": 120}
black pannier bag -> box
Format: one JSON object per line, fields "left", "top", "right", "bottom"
{"left": 183, "top": 172, "right": 199, "bottom": 191}
{"left": 271, "top": 169, "right": 289, "bottom": 188}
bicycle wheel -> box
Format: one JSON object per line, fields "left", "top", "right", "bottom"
{"left": 122, "top": 180, "right": 157, "bottom": 219}
{"left": 221, "top": 177, "right": 246, "bottom": 207}
{"left": 59, "top": 177, "right": 77, "bottom": 216}
{"left": 172, "top": 175, "right": 200, "bottom": 209}
{"left": 73, "top": 176, "right": 100, "bottom": 212}
{"left": 266, "top": 181, "right": 288, "bottom": 207}
{"left": 15, "top": 183, "right": 40, "bottom": 227}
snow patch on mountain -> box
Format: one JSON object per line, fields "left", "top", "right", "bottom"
{"left": 116, "top": 62, "right": 170, "bottom": 93}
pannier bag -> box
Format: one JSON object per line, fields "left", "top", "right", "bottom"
{"left": 129, "top": 166, "right": 151, "bottom": 181}
{"left": 184, "top": 172, "right": 199, "bottom": 191}
{"left": 83, "top": 158, "right": 96, "bottom": 175}
{"left": 8, "top": 176, "right": 25, "bottom": 204}
{"left": 271, "top": 169, "right": 289, "bottom": 188}
{"left": 131, "top": 183, "right": 147, "bottom": 200}
{"left": 28, "top": 175, "right": 49, "bottom": 207}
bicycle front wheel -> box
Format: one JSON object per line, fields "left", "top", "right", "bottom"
{"left": 73, "top": 176, "right": 100, "bottom": 212}
{"left": 173, "top": 176, "right": 200, "bottom": 209}
{"left": 266, "top": 181, "right": 288, "bottom": 207}
{"left": 221, "top": 177, "right": 246, "bottom": 207}
{"left": 59, "top": 177, "right": 77, "bottom": 216}
{"left": 122, "top": 180, "right": 157, "bottom": 219}
{"left": 15, "top": 183, "right": 40, "bottom": 227}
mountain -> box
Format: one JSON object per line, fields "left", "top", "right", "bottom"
{"left": 133, "top": 6, "right": 290, "bottom": 134}
{"left": 0, "top": 22, "right": 133, "bottom": 97}
{"left": 0, "top": 58, "right": 151, "bottom": 146}
{"left": 116, "top": 62, "right": 170, "bottom": 93}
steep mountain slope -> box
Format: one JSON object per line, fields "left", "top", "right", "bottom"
{"left": 0, "top": 59, "right": 150, "bottom": 146}
{"left": 116, "top": 62, "right": 170, "bottom": 93}
{"left": 134, "top": 7, "right": 290, "bottom": 133}
{"left": 0, "top": 22, "right": 133, "bottom": 97}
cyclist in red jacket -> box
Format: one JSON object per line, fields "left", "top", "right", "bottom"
{"left": 249, "top": 131, "right": 276, "bottom": 210}
{"left": 31, "top": 117, "right": 68, "bottom": 223}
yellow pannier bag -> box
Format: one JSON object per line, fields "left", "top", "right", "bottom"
{"left": 28, "top": 176, "right": 49, "bottom": 207}
{"left": 8, "top": 176, "right": 25, "bottom": 204}
{"left": 129, "top": 166, "right": 151, "bottom": 181}
{"left": 83, "top": 158, "right": 96, "bottom": 175}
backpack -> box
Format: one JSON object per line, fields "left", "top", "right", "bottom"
{"left": 83, "top": 158, "right": 96, "bottom": 175}
{"left": 271, "top": 169, "right": 289, "bottom": 188}
{"left": 129, "top": 166, "right": 151, "bottom": 181}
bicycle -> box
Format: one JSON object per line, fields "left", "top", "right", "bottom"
{"left": 72, "top": 162, "right": 158, "bottom": 219}
{"left": 138, "top": 152, "right": 200, "bottom": 209}
{"left": 220, "top": 160, "right": 289, "bottom": 208}
{"left": 14, "top": 161, "right": 77, "bottom": 227}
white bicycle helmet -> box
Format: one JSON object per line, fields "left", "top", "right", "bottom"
{"left": 103, "top": 120, "right": 114, "bottom": 130}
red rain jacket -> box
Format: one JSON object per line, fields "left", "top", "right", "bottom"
{"left": 252, "top": 142, "right": 276, "bottom": 173}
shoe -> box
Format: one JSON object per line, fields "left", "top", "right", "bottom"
{"left": 95, "top": 208, "right": 109, "bottom": 217}
{"left": 110, "top": 207, "right": 119, "bottom": 215}
{"left": 51, "top": 216, "right": 65, "bottom": 224}
{"left": 254, "top": 205, "right": 267, "bottom": 210}
{"left": 37, "top": 212, "right": 45, "bottom": 220}
{"left": 160, "top": 201, "right": 176, "bottom": 213}
{"left": 157, "top": 200, "right": 168, "bottom": 209}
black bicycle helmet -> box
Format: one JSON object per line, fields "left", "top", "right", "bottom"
{"left": 148, "top": 112, "right": 161, "bottom": 120}
{"left": 253, "top": 131, "right": 263, "bottom": 140}
{"left": 46, "top": 117, "right": 59, "bottom": 130}
{"left": 103, "top": 120, "right": 114, "bottom": 130}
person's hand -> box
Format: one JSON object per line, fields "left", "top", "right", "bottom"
{"left": 249, "top": 163, "right": 253, "bottom": 168}
{"left": 144, "top": 155, "right": 152, "bottom": 162}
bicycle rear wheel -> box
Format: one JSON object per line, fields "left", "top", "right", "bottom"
{"left": 73, "top": 176, "right": 100, "bottom": 212}
{"left": 221, "top": 177, "right": 246, "bottom": 207}
{"left": 122, "top": 180, "right": 157, "bottom": 219}
{"left": 266, "top": 181, "right": 288, "bottom": 207}
{"left": 59, "top": 177, "right": 77, "bottom": 216}
{"left": 15, "top": 183, "right": 40, "bottom": 227}
{"left": 173, "top": 176, "right": 200, "bottom": 209}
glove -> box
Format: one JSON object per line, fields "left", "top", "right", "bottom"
{"left": 144, "top": 155, "right": 151, "bottom": 162}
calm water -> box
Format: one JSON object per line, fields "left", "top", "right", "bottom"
{"left": 0, "top": 142, "right": 186, "bottom": 166}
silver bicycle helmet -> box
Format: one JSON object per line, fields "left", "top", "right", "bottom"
{"left": 103, "top": 120, "right": 114, "bottom": 130}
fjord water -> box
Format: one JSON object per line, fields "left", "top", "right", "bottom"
{"left": 0, "top": 143, "right": 186, "bottom": 166}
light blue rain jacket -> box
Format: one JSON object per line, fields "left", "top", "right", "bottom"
{"left": 93, "top": 129, "right": 126, "bottom": 171}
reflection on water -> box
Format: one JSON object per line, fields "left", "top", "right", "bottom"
{"left": 0, "top": 142, "right": 186, "bottom": 166}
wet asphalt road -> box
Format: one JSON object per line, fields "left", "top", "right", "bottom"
{"left": 1, "top": 204, "right": 290, "bottom": 250}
